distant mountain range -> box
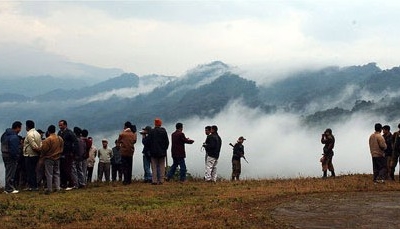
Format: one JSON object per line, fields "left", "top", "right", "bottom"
{"left": 0, "top": 43, "right": 124, "bottom": 86}
{"left": 1, "top": 61, "right": 400, "bottom": 132}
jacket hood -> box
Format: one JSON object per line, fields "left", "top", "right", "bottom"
{"left": 1, "top": 128, "right": 16, "bottom": 141}
{"left": 5, "top": 128, "right": 16, "bottom": 135}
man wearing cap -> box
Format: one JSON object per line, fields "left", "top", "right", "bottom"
{"left": 231, "top": 136, "right": 245, "bottom": 181}
{"left": 148, "top": 118, "right": 169, "bottom": 185}
{"left": 97, "top": 139, "right": 112, "bottom": 182}
{"left": 140, "top": 126, "right": 152, "bottom": 183}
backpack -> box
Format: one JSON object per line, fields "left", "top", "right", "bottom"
{"left": 1, "top": 131, "right": 9, "bottom": 153}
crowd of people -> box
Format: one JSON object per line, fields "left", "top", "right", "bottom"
{"left": 368, "top": 123, "right": 400, "bottom": 183}
{"left": 1, "top": 118, "right": 247, "bottom": 194}
{"left": 320, "top": 123, "right": 400, "bottom": 183}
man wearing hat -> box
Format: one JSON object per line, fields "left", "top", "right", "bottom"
{"left": 140, "top": 126, "right": 152, "bottom": 183}
{"left": 148, "top": 118, "right": 169, "bottom": 185}
{"left": 97, "top": 139, "right": 112, "bottom": 182}
{"left": 231, "top": 136, "right": 245, "bottom": 181}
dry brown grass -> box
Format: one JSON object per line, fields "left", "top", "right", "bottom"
{"left": 0, "top": 174, "right": 398, "bottom": 228}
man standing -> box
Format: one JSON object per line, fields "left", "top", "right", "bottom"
{"left": 202, "top": 126, "right": 211, "bottom": 162}
{"left": 71, "top": 127, "right": 86, "bottom": 189}
{"left": 111, "top": 140, "right": 123, "bottom": 182}
{"left": 382, "top": 125, "right": 393, "bottom": 180}
{"left": 369, "top": 123, "right": 387, "bottom": 183}
{"left": 86, "top": 137, "right": 97, "bottom": 183}
{"left": 204, "top": 125, "right": 222, "bottom": 182}
{"left": 23, "top": 120, "right": 42, "bottom": 191}
{"left": 320, "top": 128, "right": 336, "bottom": 178}
{"left": 391, "top": 123, "right": 400, "bottom": 181}
{"left": 231, "top": 136, "right": 245, "bottom": 181}
{"left": 81, "top": 129, "right": 92, "bottom": 186}
{"left": 148, "top": 118, "right": 169, "bottom": 185}
{"left": 166, "top": 123, "right": 194, "bottom": 182}
{"left": 40, "top": 125, "right": 64, "bottom": 194}
{"left": 140, "top": 126, "right": 152, "bottom": 183}
{"left": 58, "top": 120, "right": 78, "bottom": 190}
{"left": 1, "top": 121, "right": 22, "bottom": 194}
{"left": 117, "top": 121, "right": 137, "bottom": 185}
{"left": 97, "top": 139, "right": 112, "bottom": 182}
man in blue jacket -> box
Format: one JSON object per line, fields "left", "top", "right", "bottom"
{"left": 1, "top": 121, "right": 22, "bottom": 194}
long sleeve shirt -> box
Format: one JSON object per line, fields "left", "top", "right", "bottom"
{"left": 40, "top": 133, "right": 64, "bottom": 160}
{"left": 369, "top": 131, "right": 387, "bottom": 157}
{"left": 98, "top": 147, "right": 113, "bottom": 163}
{"left": 23, "top": 128, "right": 42, "bottom": 157}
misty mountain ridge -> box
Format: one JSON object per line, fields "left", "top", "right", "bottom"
{"left": 1, "top": 61, "right": 400, "bottom": 132}
{"left": 0, "top": 43, "right": 124, "bottom": 84}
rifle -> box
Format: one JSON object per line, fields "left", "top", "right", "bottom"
{"left": 229, "top": 143, "right": 249, "bottom": 163}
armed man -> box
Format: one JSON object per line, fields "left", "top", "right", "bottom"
{"left": 231, "top": 136, "right": 246, "bottom": 181}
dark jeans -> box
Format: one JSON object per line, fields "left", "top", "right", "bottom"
{"left": 14, "top": 156, "right": 26, "bottom": 189}
{"left": 25, "top": 156, "right": 39, "bottom": 189}
{"left": 60, "top": 155, "right": 75, "bottom": 188}
{"left": 372, "top": 156, "right": 386, "bottom": 181}
{"left": 121, "top": 156, "right": 133, "bottom": 185}
{"left": 167, "top": 157, "right": 187, "bottom": 181}
{"left": 3, "top": 156, "right": 18, "bottom": 192}
{"left": 143, "top": 155, "right": 152, "bottom": 181}
{"left": 87, "top": 166, "right": 94, "bottom": 183}
{"left": 111, "top": 163, "right": 123, "bottom": 181}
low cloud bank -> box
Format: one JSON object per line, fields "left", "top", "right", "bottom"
{"left": 0, "top": 101, "right": 392, "bottom": 185}
{"left": 175, "top": 101, "right": 379, "bottom": 179}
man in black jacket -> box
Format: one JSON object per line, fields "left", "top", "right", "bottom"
{"left": 231, "top": 136, "right": 245, "bottom": 181}
{"left": 204, "top": 125, "right": 221, "bottom": 182}
{"left": 148, "top": 118, "right": 169, "bottom": 185}
{"left": 58, "top": 120, "right": 78, "bottom": 190}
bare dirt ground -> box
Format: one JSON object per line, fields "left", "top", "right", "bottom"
{"left": 272, "top": 191, "right": 400, "bottom": 229}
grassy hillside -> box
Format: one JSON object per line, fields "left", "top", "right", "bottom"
{"left": 0, "top": 174, "right": 398, "bottom": 228}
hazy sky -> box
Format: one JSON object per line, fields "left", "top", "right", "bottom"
{"left": 1, "top": 0, "right": 400, "bottom": 77}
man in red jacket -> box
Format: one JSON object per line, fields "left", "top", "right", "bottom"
{"left": 166, "top": 123, "right": 194, "bottom": 182}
